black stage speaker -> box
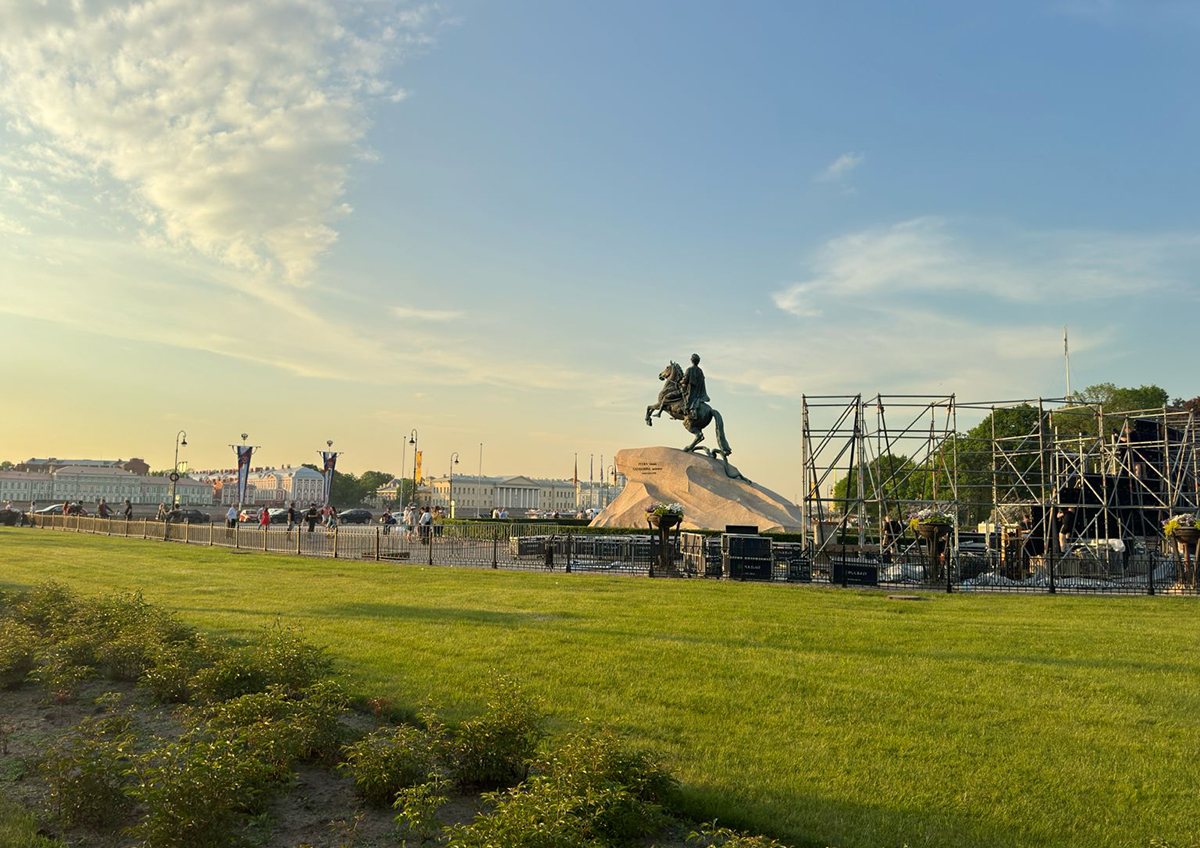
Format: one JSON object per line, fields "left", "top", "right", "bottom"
{"left": 721, "top": 534, "right": 773, "bottom": 580}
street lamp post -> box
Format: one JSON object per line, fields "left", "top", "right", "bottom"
{"left": 409, "top": 429, "right": 419, "bottom": 506}
{"left": 399, "top": 429, "right": 407, "bottom": 509}
{"left": 170, "top": 430, "right": 188, "bottom": 507}
{"left": 449, "top": 451, "right": 460, "bottom": 518}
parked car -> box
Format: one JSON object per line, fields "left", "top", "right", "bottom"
{"left": 267, "top": 508, "right": 289, "bottom": 524}
{"left": 337, "top": 508, "right": 372, "bottom": 525}
{"left": 0, "top": 508, "right": 22, "bottom": 526}
{"left": 35, "top": 504, "right": 88, "bottom": 516}
{"left": 165, "top": 509, "right": 211, "bottom": 524}
{"left": 239, "top": 508, "right": 263, "bottom": 523}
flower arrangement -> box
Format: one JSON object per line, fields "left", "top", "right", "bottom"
{"left": 1162, "top": 514, "right": 1200, "bottom": 537}
{"left": 645, "top": 502, "right": 684, "bottom": 518}
{"left": 907, "top": 507, "right": 954, "bottom": 531}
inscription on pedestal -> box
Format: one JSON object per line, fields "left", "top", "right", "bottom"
{"left": 632, "top": 460, "right": 664, "bottom": 477}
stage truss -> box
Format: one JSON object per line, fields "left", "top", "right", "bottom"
{"left": 801, "top": 394, "right": 1200, "bottom": 583}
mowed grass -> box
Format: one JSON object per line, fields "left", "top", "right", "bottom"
{"left": 2, "top": 529, "right": 1197, "bottom": 848}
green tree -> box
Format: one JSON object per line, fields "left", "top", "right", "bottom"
{"left": 0, "top": 461, "right": 13, "bottom": 471}
{"left": 1058, "top": 383, "right": 1172, "bottom": 437}
{"left": 301, "top": 466, "right": 394, "bottom": 507}
{"left": 831, "top": 454, "right": 927, "bottom": 514}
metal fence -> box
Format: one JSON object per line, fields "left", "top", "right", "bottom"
{"left": 23, "top": 515, "right": 656, "bottom": 576}
{"left": 18, "top": 515, "right": 1200, "bottom": 595}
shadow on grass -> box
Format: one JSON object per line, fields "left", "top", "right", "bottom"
{"left": 680, "top": 783, "right": 1053, "bottom": 848}
{"left": 318, "top": 602, "right": 580, "bottom": 627}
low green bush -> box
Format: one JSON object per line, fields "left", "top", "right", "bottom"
{"left": 141, "top": 637, "right": 208, "bottom": 703}
{"left": 340, "top": 724, "right": 441, "bottom": 805}
{"left": 33, "top": 646, "right": 94, "bottom": 703}
{"left": 687, "top": 822, "right": 788, "bottom": 847}
{"left": 0, "top": 618, "right": 39, "bottom": 689}
{"left": 131, "top": 736, "right": 278, "bottom": 848}
{"left": 190, "top": 680, "right": 349, "bottom": 773}
{"left": 189, "top": 627, "right": 331, "bottom": 703}
{"left": 392, "top": 777, "right": 450, "bottom": 843}
{"left": 40, "top": 709, "right": 136, "bottom": 829}
{"left": 12, "top": 582, "right": 79, "bottom": 635}
{"left": 447, "top": 674, "right": 546, "bottom": 789}
{"left": 446, "top": 729, "right": 676, "bottom": 847}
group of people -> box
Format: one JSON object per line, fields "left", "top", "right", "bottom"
{"left": 379, "top": 504, "right": 443, "bottom": 542}
{"left": 223, "top": 502, "right": 340, "bottom": 532}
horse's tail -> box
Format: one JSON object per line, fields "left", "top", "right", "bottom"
{"left": 711, "top": 408, "right": 732, "bottom": 455}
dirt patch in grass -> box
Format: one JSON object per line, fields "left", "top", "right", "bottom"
{"left": 0, "top": 681, "right": 488, "bottom": 848}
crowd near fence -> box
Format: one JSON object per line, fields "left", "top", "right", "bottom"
{"left": 15, "top": 513, "right": 1200, "bottom": 595}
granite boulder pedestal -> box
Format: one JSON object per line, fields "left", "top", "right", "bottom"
{"left": 589, "top": 446, "right": 804, "bottom": 533}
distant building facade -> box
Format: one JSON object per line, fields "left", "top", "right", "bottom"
{"left": 388, "top": 473, "right": 627, "bottom": 518}
{"left": 0, "top": 466, "right": 209, "bottom": 506}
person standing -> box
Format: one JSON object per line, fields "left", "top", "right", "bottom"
{"left": 418, "top": 506, "right": 432, "bottom": 543}
{"left": 226, "top": 504, "right": 238, "bottom": 528}
{"left": 259, "top": 506, "right": 271, "bottom": 530}
{"left": 28, "top": 500, "right": 36, "bottom": 527}
{"left": 97, "top": 498, "right": 110, "bottom": 519}
{"left": 123, "top": 499, "right": 134, "bottom": 521}
{"left": 286, "top": 501, "right": 297, "bottom": 532}
{"left": 305, "top": 503, "right": 319, "bottom": 533}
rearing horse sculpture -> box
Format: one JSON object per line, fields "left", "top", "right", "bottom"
{"left": 646, "top": 362, "right": 744, "bottom": 480}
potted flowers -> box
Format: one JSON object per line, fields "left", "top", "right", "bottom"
{"left": 1163, "top": 513, "right": 1200, "bottom": 546}
{"left": 908, "top": 507, "right": 954, "bottom": 540}
{"left": 645, "top": 502, "right": 684, "bottom": 531}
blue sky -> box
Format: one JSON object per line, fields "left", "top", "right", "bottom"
{"left": 1, "top": 0, "right": 1197, "bottom": 494}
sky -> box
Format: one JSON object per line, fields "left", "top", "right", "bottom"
{"left": 2, "top": 0, "right": 1198, "bottom": 497}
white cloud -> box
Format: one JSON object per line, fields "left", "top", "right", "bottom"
{"left": 392, "top": 305, "right": 465, "bottom": 322}
{"left": 0, "top": 0, "right": 439, "bottom": 284}
{"left": 816, "top": 151, "right": 864, "bottom": 182}
{"left": 773, "top": 217, "right": 1199, "bottom": 318}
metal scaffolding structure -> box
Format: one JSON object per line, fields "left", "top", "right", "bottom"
{"left": 801, "top": 394, "right": 1200, "bottom": 592}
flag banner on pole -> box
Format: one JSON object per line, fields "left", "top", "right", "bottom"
{"left": 235, "top": 446, "right": 254, "bottom": 506}
{"left": 414, "top": 451, "right": 423, "bottom": 485}
{"left": 321, "top": 452, "right": 338, "bottom": 506}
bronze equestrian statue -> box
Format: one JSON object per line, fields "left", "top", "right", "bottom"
{"left": 646, "top": 354, "right": 744, "bottom": 480}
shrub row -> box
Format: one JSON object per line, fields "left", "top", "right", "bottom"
{"left": 1, "top": 583, "right": 789, "bottom": 847}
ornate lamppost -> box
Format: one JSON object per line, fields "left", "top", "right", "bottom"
{"left": 170, "top": 430, "right": 187, "bottom": 506}
{"left": 409, "top": 429, "right": 419, "bottom": 506}
{"left": 448, "top": 451, "right": 460, "bottom": 518}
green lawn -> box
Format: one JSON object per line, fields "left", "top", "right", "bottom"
{"left": 2, "top": 528, "right": 1197, "bottom": 848}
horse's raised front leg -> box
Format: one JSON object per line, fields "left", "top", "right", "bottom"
{"left": 645, "top": 405, "right": 657, "bottom": 426}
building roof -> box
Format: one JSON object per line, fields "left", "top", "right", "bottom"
{"left": 24, "top": 458, "right": 125, "bottom": 467}
{"left": 53, "top": 465, "right": 137, "bottom": 477}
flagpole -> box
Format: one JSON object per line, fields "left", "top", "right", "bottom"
{"left": 1064, "top": 325, "right": 1072, "bottom": 399}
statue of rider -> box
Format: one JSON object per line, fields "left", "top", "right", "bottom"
{"left": 681, "top": 353, "right": 709, "bottom": 422}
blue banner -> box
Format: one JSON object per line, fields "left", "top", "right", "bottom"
{"left": 236, "top": 445, "right": 254, "bottom": 506}
{"left": 321, "top": 451, "right": 338, "bottom": 506}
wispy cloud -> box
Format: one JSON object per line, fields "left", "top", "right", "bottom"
{"left": 0, "top": 0, "right": 440, "bottom": 285}
{"left": 816, "top": 151, "right": 864, "bottom": 183}
{"left": 1054, "top": 0, "right": 1200, "bottom": 28}
{"left": 772, "top": 217, "right": 1199, "bottom": 318}
{"left": 392, "top": 305, "right": 465, "bottom": 322}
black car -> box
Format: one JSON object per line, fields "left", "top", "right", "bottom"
{"left": 166, "top": 509, "right": 211, "bottom": 524}
{"left": 337, "top": 509, "right": 373, "bottom": 525}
